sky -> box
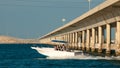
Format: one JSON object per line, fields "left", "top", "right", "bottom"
{"left": 0, "top": 0, "right": 104, "bottom": 39}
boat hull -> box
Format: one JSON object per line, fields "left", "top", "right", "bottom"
{"left": 31, "top": 47, "right": 74, "bottom": 57}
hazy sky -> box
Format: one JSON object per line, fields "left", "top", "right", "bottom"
{"left": 0, "top": 0, "right": 104, "bottom": 39}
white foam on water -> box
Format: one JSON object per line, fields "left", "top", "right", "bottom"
{"left": 46, "top": 54, "right": 120, "bottom": 60}
{"left": 34, "top": 58, "right": 47, "bottom": 60}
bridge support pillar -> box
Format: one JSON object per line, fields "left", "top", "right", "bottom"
{"left": 116, "top": 21, "right": 120, "bottom": 56}
{"left": 106, "top": 24, "right": 111, "bottom": 56}
{"left": 68, "top": 33, "right": 71, "bottom": 49}
{"left": 82, "top": 31, "right": 85, "bottom": 51}
{"left": 75, "top": 32, "right": 78, "bottom": 50}
{"left": 72, "top": 32, "right": 75, "bottom": 50}
{"left": 70, "top": 33, "right": 73, "bottom": 49}
{"left": 66, "top": 34, "right": 69, "bottom": 49}
{"left": 86, "top": 29, "right": 90, "bottom": 52}
{"left": 91, "top": 28, "right": 95, "bottom": 52}
{"left": 78, "top": 32, "right": 82, "bottom": 50}
{"left": 71, "top": 33, "right": 73, "bottom": 49}
{"left": 98, "top": 26, "right": 102, "bottom": 53}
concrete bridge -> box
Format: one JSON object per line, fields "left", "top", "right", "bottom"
{"left": 39, "top": 0, "right": 120, "bottom": 56}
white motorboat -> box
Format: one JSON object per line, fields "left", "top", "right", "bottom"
{"left": 31, "top": 47, "right": 75, "bottom": 57}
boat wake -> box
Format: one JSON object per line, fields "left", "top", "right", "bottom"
{"left": 46, "top": 55, "right": 120, "bottom": 60}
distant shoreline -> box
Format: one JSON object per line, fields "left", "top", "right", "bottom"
{"left": 0, "top": 35, "right": 40, "bottom": 44}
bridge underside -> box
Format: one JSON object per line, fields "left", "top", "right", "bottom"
{"left": 40, "top": 0, "right": 120, "bottom": 56}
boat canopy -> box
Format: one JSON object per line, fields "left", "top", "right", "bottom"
{"left": 51, "top": 40, "right": 68, "bottom": 44}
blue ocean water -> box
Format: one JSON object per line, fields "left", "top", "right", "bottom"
{"left": 0, "top": 44, "right": 120, "bottom": 68}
